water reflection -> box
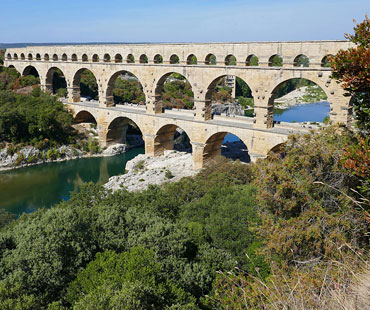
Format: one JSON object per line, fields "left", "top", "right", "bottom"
{"left": 0, "top": 148, "right": 144, "bottom": 215}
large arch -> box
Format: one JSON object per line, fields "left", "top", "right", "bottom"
{"left": 155, "top": 72, "right": 194, "bottom": 109}
{"left": 106, "top": 116, "right": 143, "bottom": 146}
{"left": 45, "top": 67, "right": 67, "bottom": 95}
{"left": 22, "top": 65, "right": 40, "bottom": 77}
{"left": 105, "top": 70, "right": 146, "bottom": 107}
{"left": 269, "top": 77, "right": 330, "bottom": 124}
{"left": 72, "top": 68, "right": 99, "bottom": 102}
{"left": 73, "top": 110, "right": 97, "bottom": 124}
{"left": 203, "top": 131, "right": 250, "bottom": 165}
{"left": 153, "top": 124, "right": 192, "bottom": 156}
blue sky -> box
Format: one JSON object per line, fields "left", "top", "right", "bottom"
{"left": 0, "top": 0, "right": 368, "bottom": 43}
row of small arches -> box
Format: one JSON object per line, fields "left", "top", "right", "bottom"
{"left": 7, "top": 52, "right": 334, "bottom": 67}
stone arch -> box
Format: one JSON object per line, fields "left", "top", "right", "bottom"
{"left": 92, "top": 54, "right": 99, "bottom": 62}
{"left": 115, "top": 54, "right": 123, "bottom": 63}
{"left": 246, "top": 54, "right": 258, "bottom": 66}
{"left": 45, "top": 67, "right": 67, "bottom": 95}
{"left": 105, "top": 70, "right": 146, "bottom": 107}
{"left": 53, "top": 54, "right": 58, "bottom": 61}
{"left": 187, "top": 54, "right": 197, "bottom": 65}
{"left": 62, "top": 53, "right": 67, "bottom": 61}
{"left": 126, "top": 54, "right": 135, "bottom": 63}
{"left": 153, "top": 124, "right": 192, "bottom": 156}
{"left": 27, "top": 53, "right": 33, "bottom": 60}
{"left": 6, "top": 53, "right": 11, "bottom": 60}
{"left": 203, "top": 131, "right": 250, "bottom": 165}
{"left": 106, "top": 116, "right": 143, "bottom": 146}
{"left": 321, "top": 54, "right": 333, "bottom": 67}
{"left": 225, "top": 54, "right": 237, "bottom": 66}
{"left": 20, "top": 53, "right": 25, "bottom": 60}
{"left": 205, "top": 53, "right": 216, "bottom": 65}
{"left": 268, "top": 77, "right": 330, "bottom": 125}
{"left": 23, "top": 65, "right": 40, "bottom": 77}
{"left": 36, "top": 53, "right": 41, "bottom": 60}
{"left": 155, "top": 72, "right": 194, "bottom": 109}
{"left": 170, "top": 54, "right": 180, "bottom": 64}
{"left": 104, "top": 53, "right": 111, "bottom": 63}
{"left": 82, "top": 54, "right": 88, "bottom": 62}
{"left": 13, "top": 53, "right": 18, "bottom": 60}
{"left": 44, "top": 53, "right": 49, "bottom": 61}
{"left": 269, "top": 54, "right": 283, "bottom": 67}
{"left": 72, "top": 68, "right": 99, "bottom": 102}
{"left": 294, "top": 54, "right": 309, "bottom": 67}
{"left": 72, "top": 54, "right": 77, "bottom": 62}
{"left": 154, "top": 54, "right": 163, "bottom": 64}
{"left": 140, "top": 54, "right": 148, "bottom": 63}
{"left": 73, "top": 110, "right": 97, "bottom": 124}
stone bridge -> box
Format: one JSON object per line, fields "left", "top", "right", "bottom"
{"left": 4, "top": 41, "right": 353, "bottom": 168}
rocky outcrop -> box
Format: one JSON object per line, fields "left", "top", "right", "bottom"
{"left": 212, "top": 102, "right": 245, "bottom": 116}
{"left": 105, "top": 150, "right": 197, "bottom": 192}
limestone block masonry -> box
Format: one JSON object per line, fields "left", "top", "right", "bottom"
{"left": 4, "top": 41, "right": 354, "bottom": 168}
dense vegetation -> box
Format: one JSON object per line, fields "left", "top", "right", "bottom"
{"left": 0, "top": 125, "right": 368, "bottom": 310}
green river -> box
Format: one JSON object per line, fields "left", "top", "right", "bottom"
{"left": 0, "top": 147, "right": 144, "bottom": 216}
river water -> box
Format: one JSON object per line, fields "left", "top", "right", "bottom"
{"left": 0, "top": 148, "right": 144, "bottom": 215}
{"left": 0, "top": 102, "right": 330, "bottom": 216}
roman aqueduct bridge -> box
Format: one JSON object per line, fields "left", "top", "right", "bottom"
{"left": 4, "top": 41, "right": 353, "bottom": 168}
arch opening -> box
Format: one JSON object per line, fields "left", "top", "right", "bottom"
{"left": 269, "top": 54, "right": 283, "bottom": 67}
{"left": 72, "top": 69, "right": 99, "bottom": 102}
{"left": 44, "top": 53, "right": 49, "bottom": 61}
{"left": 155, "top": 72, "right": 194, "bottom": 110}
{"left": 106, "top": 117, "right": 143, "bottom": 148}
{"left": 246, "top": 54, "right": 259, "bottom": 66}
{"left": 82, "top": 54, "right": 88, "bottom": 62}
{"left": 154, "top": 54, "right": 163, "bottom": 64}
{"left": 20, "top": 53, "right": 25, "bottom": 60}
{"left": 104, "top": 54, "right": 111, "bottom": 63}
{"left": 206, "top": 75, "right": 253, "bottom": 118}
{"left": 92, "top": 54, "right": 99, "bottom": 62}
{"left": 27, "top": 53, "right": 33, "bottom": 61}
{"left": 205, "top": 53, "right": 216, "bottom": 65}
{"left": 187, "top": 54, "right": 197, "bottom": 65}
{"left": 115, "top": 54, "right": 123, "bottom": 63}
{"left": 170, "top": 54, "right": 180, "bottom": 64}
{"left": 22, "top": 65, "right": 40, "bottom": 78}
{"left": 294, "top": 54, "right": 309, "bottom": 67}
{"left": 271, "top": 78, "right": 329, "bottom": 124}
{"left": 225, "top": 54, "right": 236, "bottom": 66}
{"left": 46, "top": 67, "right": 67, "bottom": 97}
{"left": 13, "top": 53, "right": 18, "bottom": 60}
{"left": 154, "top": 124, "right": 192, "bottom": 156}
{"left": 62, "top": 53, "right": 67, "bottom": 61}
{"left": 321, "top": 55, "right": 333, "bottom": 67}
{"left": 203, "top": 132, "right": 250, "bottom": 165}
{"left": 53, "top": 54, "right": 58, "bottom": 61}
{"left": 139, "top": 54, "right": 148, "bottom": 64}
{"left": 106, "top": 70, "right": 146, "bottom": 107}
{"left": 22, "top": 66, "right": 41, "bottom": 87}
{"left": 74, "top": 110, "right": 97, "bottom": 125}
{"left": 36, "top": 53, "right": 41, "bottom": 60}
{"left": 126, "top": 54, "right": 135, "bottom": 63}
{"left": 72, "top": 54, "right": 77, "bottom": 62}
{"left": 7, "top": 53, "right": 11, "bottom": 60}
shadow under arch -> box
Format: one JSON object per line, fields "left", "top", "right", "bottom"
{"left": 45, "top": 67, "right": 67, "bottom": 95}
{"left": 22, "top": 65, "right": 40, "bottom": 77}
{"left": 203, "top": 131, "right": 250, "bottom": 165}
{"left": 74, "top": 110, "right": 97, "bottom": 124}
{"left": 155, "top": 72, "right": 194, "bottom": 109}
{"left": 154, "top": 124, "right": 192, "bottom": 156}
{"left": 106, "top": 70, "right": 146, "bottom": 107}
{"left": 106, "top": 116, "right": 143, "bottom": 147}
{"left": 269, "top": 77, "right": 330, "bottom": 124}
{"left": 72, "top": 68, "right": 99, "bottom": 102}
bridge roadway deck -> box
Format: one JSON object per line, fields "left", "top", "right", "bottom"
{"left": 65, "top": 101, "right": 309, "bottom": 137}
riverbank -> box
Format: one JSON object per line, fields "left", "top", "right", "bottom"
{"left": 275, "top": 85, "right": 327, "bottom": 109}
{"left": 105, "top": 150, "right": 197, "bottom": 192}
{"left": 0, "top": 135, "right": 143, "bottom": 172}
